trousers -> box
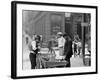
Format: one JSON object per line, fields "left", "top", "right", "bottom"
{"left": 29, "top": 53, "right": 36, "bottom": 69}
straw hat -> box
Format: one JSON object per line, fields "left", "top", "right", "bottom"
{"left": 57, "top": 32, "right": 63, "bottom": 35}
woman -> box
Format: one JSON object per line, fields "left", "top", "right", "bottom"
{"left": 63, "top": 34, "right": 73, "bottom": 67}
{"left": 73, "top": 39, "right": 78, "bottom": 57}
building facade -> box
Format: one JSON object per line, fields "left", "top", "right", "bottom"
{"left": 23, "top": 11, "right": 65, "bottom": 43}
{"left": 23, "top": 11, "right": 91, "bottom": 48}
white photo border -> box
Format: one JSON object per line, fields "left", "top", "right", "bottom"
{"left": 11, "top": 1, "right": 98, "bottom": 79}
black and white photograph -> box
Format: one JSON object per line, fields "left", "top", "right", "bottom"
{"left": 22, "top": 11, "right": 91, "bottom": 69}
{"left": 11, "top": 1, "right": 97, "bottom": 79}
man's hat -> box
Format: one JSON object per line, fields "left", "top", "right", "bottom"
{"left": 57, "top": 32, "right": 63, "bottom": 35}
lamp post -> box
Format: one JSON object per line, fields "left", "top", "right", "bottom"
{"left": 81, "top": 14, "right": 86, "bottom": 58}
{"left": 81, "top": 13, "right": 90, "bottom": 65}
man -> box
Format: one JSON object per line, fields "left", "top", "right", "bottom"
{"left": 29, "top": 35, "right": 41, "bottom": 69}
{"left": 29, "top": 35, "right": 37, "bottom": 69}
{"left": 57, "top": 32, "right": 66, "bottom": 59}
{"left": 63, "top": 34, "right": 73, "bottom": 67}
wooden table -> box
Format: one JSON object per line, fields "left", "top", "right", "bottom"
{"left": 44, "top": 60, "right": 68, "bottom": 68}
{"left": 36, "top": 54, "right": 68, "bottom": 69}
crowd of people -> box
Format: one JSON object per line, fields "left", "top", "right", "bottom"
{"left": 25, "top": 32, "right": 83, "bottom": 69}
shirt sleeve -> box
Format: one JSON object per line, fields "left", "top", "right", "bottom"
{"left": 58, "top": 37, "right": 66, "bottom": 47}
{"left": 31, "top": 41, "right": 36, "bottom": 50}
{"left": 61, "top": 37, "right": 65, "bottom": 47}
